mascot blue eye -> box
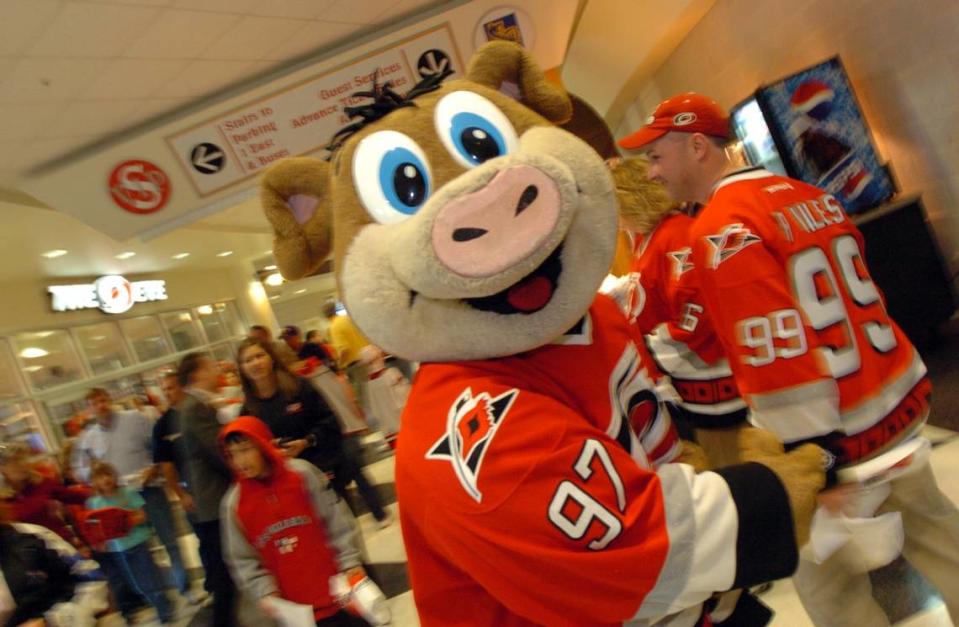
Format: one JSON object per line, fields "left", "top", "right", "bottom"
{"left": 380, "top": 148, "right": 430, "bottom": 211}
{"left": 353, "top": 130, "right": 433, "bottom": 224}
{"left": 435, "top": 91, "right": 519, "bottom": 169}
{"left": 450, "top": 112, "right": 506, "bottom": 165}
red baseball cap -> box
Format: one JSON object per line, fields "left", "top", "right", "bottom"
{"left": 618, "top": 92, "right": 730, "bottom": 150}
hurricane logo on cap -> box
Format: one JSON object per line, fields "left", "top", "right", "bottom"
{"left": 94, "top": 275, "right": 135, "bottom": 314}
{"left": 673, "top": 112, "right": 697, "bottom": 126}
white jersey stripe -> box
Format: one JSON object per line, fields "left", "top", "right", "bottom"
{"left": 634, "top": 465, "right": 738, "bottom": 621}
{"left": 748, "top": 379, "right": 841, "bottom": 441}
{"left": 840, "top": 348, "right": 928, "bottom": 434}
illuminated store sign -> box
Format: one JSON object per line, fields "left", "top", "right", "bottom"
{"left": 48, "top": 275, "right": 167, "bottom": 314}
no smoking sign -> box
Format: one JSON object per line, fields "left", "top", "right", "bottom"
{"left": 108, "top": 159, "right": 171, "bottom": 215}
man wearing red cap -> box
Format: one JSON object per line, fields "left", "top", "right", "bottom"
{"left": 618, "top": 92, "right": 959, "bottom": 627}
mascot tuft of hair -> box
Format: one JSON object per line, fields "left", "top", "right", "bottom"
{"left": 259, "top": 41, "right": 824, "bottom": 626}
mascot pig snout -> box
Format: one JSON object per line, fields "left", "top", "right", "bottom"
{"left": 431, "top": 165, "right": 560, "bottom": 279}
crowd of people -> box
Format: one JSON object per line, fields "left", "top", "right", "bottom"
{"left": 0, "top": 315, "right": 406, "bottom": 626}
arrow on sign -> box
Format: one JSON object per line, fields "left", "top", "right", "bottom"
{"left": 190, "top": 143, "right": 226, "bottom": 174}
{"left": 417, "top": 49, "right": 451, "bottom": 79}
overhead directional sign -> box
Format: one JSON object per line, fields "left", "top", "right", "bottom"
{"left": 190, "top": 143, "right": 226, "bottom": 174}
{"left": 167, "top": 24, "right": 462, "bottom": 197}
{"left": 17, "top": 0, "right": 581, "bottom": 241}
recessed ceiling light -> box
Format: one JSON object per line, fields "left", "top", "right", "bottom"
{"left": 265, "top": 272, "right": 284, "bottom": 287}
{"left": 172, "top": 252, "right": 190, "bottom": 260}
{"left": 116, "top": 251, "right": 136, "bottom": 260}
{"left": 216, "top": 251, "right": 233, "bottom": 257}
{"left": 24, "top": 365, "right": 43, "bottom": 373}
{"left": 41, "top": 249, "right": 68, "bottom": 258}
{"left": 197, "top": 305, "right": 213, "bottom": 315}
{"left": 19, "top": 347, "right": 49, "bottom": 359}
{"left": 294, "top": 288, "right": 307, "bottom": 294}
{"left": 264, "top": 264, "right": 277, "bottom": 271}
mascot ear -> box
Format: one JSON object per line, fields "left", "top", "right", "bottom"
{"left": 260, "top": 157, "right": 332, "bottom": 280}
{"left": 466, "top": 41, "right": 572, "bottom": 124}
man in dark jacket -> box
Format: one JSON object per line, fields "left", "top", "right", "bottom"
{"left": 0, "top": 523, "right": 93, "bottom": 625}
{"left": 177, "top": 353, "right": 236, "bottom": 627}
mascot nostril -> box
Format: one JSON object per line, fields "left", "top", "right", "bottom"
{"left": 259, "top": 41, "right": 823, "bottom": 625}
{"left": 515, "top": 184, "right": 538, "bottom": 215}
{"left": 451, "top": 227, "right": 487, "bottom": 242}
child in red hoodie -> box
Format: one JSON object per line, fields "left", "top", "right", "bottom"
{"left": 218, "top": 416, "right": 371, "bottom": 626}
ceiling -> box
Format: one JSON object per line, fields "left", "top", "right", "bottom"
{"left": 0, "top": 0, "right": 452, "bottom": 281}
{"left": 0, "top": 0, "right": 711, "bottom": 285}
{"left": 0, "top": 0, "right": 452, "bottom": 186}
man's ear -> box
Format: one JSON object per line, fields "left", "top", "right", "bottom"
{"left": 466, "top": 41, "right": 572, "bottom": 124}
{"left": 260, "top": 157, "right": 332, "bottom": 280}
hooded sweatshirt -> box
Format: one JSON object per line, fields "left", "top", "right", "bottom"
{"left": 219, "top": 416, "right": 361, "bottom": 620}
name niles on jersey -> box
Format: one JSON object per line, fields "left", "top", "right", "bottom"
{"left": 426, "top": 388, "right": 520, "bottom": 503}
{"left": 773, "top": 193, "right": 847, "bottom": 242}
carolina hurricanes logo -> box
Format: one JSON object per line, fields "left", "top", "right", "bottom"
{"left": 705, "top": 223, "right": 762, "bottom": 269}
{"left": 427, "top": 388, "right": 519, "bottom": 502}
{"left": 666, "top": 247, "right": 693, "bottom": 279}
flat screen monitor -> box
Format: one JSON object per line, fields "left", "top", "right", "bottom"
{"left": 730, "top": 97, "right": 788, "bottom": 177}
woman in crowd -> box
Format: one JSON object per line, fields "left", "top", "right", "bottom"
{"left": 0, "top": 443, "right": 91, "bottom": 552}
{"left": 236, "top": 338, "right": 392, "bottom": 527}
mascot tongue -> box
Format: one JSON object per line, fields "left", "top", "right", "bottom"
{"left": 506, "top": 275, "right": 553, "bottom": 312}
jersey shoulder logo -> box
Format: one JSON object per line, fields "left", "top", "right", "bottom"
{"left": 427, "top": 387, "right": 519, "bottom": 502}
{"left": 666, "top": 247, "right": 693, "bottom": 279}
{"left": 704, "top": 223, "right": 762, "bottom": 269}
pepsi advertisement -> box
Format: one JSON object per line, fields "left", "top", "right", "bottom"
{"left": 737, "top": 58, "right": 895, "bottom": 214}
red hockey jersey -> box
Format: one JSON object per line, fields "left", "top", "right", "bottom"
{"left": 690, "top": 168, "right": 929, "bottom": 466}
{"left": 396, "top": 295, "right": 801, "bottom": 626}
{"left": 627, "top": 213, "right": 747, "bottom": 428}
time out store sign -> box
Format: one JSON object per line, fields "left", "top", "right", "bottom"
{"left": 48, "top": 275, "right": 167, "bottom": 314}
{"left": 16, "top": 0, "right": 579, "bottom": 242}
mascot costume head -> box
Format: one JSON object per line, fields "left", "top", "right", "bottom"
{"left": 262, "top": 41, "right": 616, "bottom": 362}
{"left": 259, "top": 41, "right": 824, "bottom": 626}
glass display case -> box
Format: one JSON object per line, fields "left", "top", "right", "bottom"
{"left": 120, "top": 315, "right": 172, "bottom": 363}
{"left": 0, "top": 400, "right": 52, "bottom": 453}
{"left": 160, "top": 310, "right": 202, "bottom": 352}
{"left": 11, "top": 329, "right": 86, "bottom": 392}
{"left": 74, "top": 321, "right": 132, "bottom": 376}
{"left": 2, "top": 299, "right": 246, "bottom": 449}
{"left": 0, "top": 339, "right": 26, "bottom": 401}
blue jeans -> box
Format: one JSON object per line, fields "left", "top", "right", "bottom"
{"left": 95, "top": 550, "right": 146, "bottom": 616}
{"left": 115, "top": 541, "right": 174, "bottom": 622}
{"left": 140, "top": 485, "right": 189, "bottom": 593}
